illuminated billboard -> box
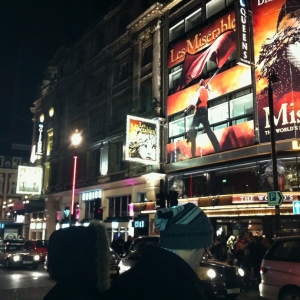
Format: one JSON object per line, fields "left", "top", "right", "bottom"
{"left": 253, "top": 0, "right": 300, "bottom": 143}
{"left": 16, "top": 166, "right": 43, "bottom": 195}
{"left": 125, "top": 115, "right": 160, "bottom": 164}
{"left": 167, "top": 9, "right": 254, "bottom": 161}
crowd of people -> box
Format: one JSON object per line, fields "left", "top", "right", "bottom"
{"left": 209, "top": 231, "right": 273, "bottom": 287}
{"left": 110, "top": 234, "right": 134, "bottom": 257}
{"left": 43, "top": 201, "right": 275, "bottom": 299}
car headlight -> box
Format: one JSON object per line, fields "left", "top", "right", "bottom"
{"left": 207, "top": 268, "right": 217, "bottom": 279}
{"left": 33, "top": 255, "right": 40, "bottom": 261}
{"left": 237, "top": 268, "right": 244, "bottom": 277}
{"left": 13, "top": 255, "right": 21, "bottom": 262}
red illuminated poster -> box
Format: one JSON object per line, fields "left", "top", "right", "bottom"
{"left": 253, "top": 0, "right": 300, "bottom": 143}
{"left": 167, "top": 9, "right": 255, "bottom": 161}
{"left": 168, "top": 11, "right": 236, "bottom": 68}
{"left": 167, "top": 121, "right": 254, "bottom": 162}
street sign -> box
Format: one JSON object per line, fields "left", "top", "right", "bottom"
{"left": 267, "top": 191, "right": 284, "bottom": 206}
{"left": 293, "top": 201, "right": 300, "bottom": 214}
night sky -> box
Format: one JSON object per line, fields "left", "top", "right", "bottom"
{"left": 0, "top": 0, "right": 109, "bottom": 154}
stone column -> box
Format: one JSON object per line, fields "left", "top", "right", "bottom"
{"left": 144, "top": 173, "right": 166, "bottom": 202}
{"left": 44, "top": 196, "right": 59, "bottom": 239}
{"left": 152, "top": 20, "right": 162, "bottom": 117}
{"left": 132, "top": 36, "right": 142, "bottom": 112}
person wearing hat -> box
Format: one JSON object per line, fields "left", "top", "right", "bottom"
{"left": 43, "top": 221, "right": 110, "bottom": 300}
{"left": 103, "top": 203, "right": 213, "bottom": 300}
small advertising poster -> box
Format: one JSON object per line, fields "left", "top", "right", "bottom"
{"left": 125, "top": 115, "right": 160, "bottom": 164}
{"left": 16, "top": 166, "right": 43, "bottom": 195}
{"left": 253, "top": 0, "right": 300, "bottom": 143}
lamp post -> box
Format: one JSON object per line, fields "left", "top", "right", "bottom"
{"left": 267, "top": 68, "right": 281, "bottom": 236}
{"left": 69, "top": 130, "right": 82, "bottom": 226}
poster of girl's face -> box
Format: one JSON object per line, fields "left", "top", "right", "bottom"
{"left": 253, "top": 0, "right": 300, "bottom": 143}
{"left": 125, "top": 116, "right": 159, "bottom": 164}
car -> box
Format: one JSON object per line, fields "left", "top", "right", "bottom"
{"left": 109, "top": 247, "right": 120, "bottom": 280}
{"left": 0, "top": 243, "right": 40, "bottom": 269}
{"left": 118, "top": 236, "right": 244, "bottom": 299}
{"left": 3, "top": 239, "right": 26, "bottom": 245}
{"left": 24, "top": 240, "right": 48, "bottom": 262}
{"left": 44, "top": 247, "right": 120, "bottom": 281}
{"left": 259, "top": 236, "right": 300, "bottom": 300}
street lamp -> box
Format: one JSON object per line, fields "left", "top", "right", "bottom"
{"left": 267, "top": 68, "right": 281, "bottom": 236}
{"left": 69, "top": 130, "right": 82, "bottom": 226}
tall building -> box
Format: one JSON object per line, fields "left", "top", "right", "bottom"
{"left": 160, "top": 0, "right": 300, "bottom": 237}
{"left": 0, "top": 146, "right": 31, "bottom": 239}
{"left": 29, "top": 0, "right": 178, "bottom": 240}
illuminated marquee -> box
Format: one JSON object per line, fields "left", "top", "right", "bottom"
{"left": 125, "top": 115, "right": 160, "bottom": 165}
{"left": 16, "top": 166, "right": 43, "bottom": 195}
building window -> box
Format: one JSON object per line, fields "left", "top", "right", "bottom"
{"left": 96, "top": 33, "right": 105, "bottom": 52}
{"left": 230, "top": 93, "right": 254, "bottom": 119}
{"left": 142, "top": 45, "right": 153, "bottom": 67}
{"left": 77, "top": 50, "right": 85, "bottom": 67}
{"left": 206, "top": 0, "right": 229, "bottom": 18}
{"left": 185, "top": 8, "right": 202, "bottom": 32}
{"left": 90, "top": 108, "right": 106, "bottom": 137}
{"left": 0, "top": 156, "right": 3, "bottom": 167}
{"left": 138, "top": 193, "right": 147, "bottom": 202}
{"left": 169, "top": 66, "right": 182, "bottom": 93}
{"left": 118, "top": 60, "right": 129, "bottom": 83}
{"left": 108, "top": 195, "right": 131, "bottom": 217}
{"left": 10, "top": 182, "right": 16, "bottom": 194}
{"left": 114, "top": 97, "right": 132, "bottom": 126}
{"left": 168, "top": 87, "right": 254, "bottom": 140}
{"left": 47, "top": 130, "right": 53, "bottom": 156}
{"left": 169, "top": 20, "right": 184, "bottom": 42}
{"left": 140, "top": 79, "right": 152, "bottom": 112}
{"left": 98, "top": 77, "right": 107, "bottom": 94}
{"left": 12, "top": 157, "right": 21, "bottom": 168}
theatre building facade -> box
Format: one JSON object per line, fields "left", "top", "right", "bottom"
{"left": 135, "top": 0, "right": 300, "bottom": 238}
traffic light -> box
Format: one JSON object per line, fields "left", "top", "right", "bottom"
{"left": 169, "top": 190, "right": 178, "bottom": 207}
{"left": 93, "top": 198, "right": 103, "bottom": 220}
{"left": 156, "top": 192, "right": 166, "bottom": 209}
